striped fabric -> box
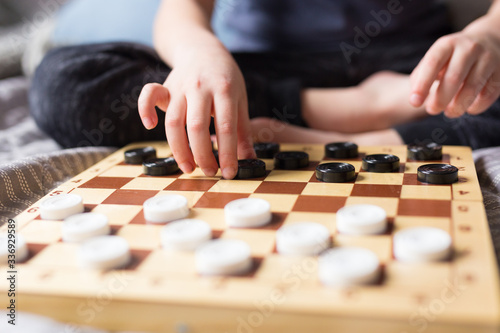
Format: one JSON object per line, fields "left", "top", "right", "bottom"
{"left": 474, "top": 147, "right": 500, "bottom": 266}
{"left": 0, "top": 147, "right": 115, "bottom": 226}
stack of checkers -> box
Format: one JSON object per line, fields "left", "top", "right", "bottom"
{"left": 1, "top": 141, "right": 462, "bottom": 288}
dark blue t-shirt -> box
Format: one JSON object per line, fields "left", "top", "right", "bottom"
{"left": 212, "top": 0, "right": 447, "bottom": 52}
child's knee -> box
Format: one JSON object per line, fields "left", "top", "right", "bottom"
{"left": 30, "top": 43, "right": 168, "bottom": 148}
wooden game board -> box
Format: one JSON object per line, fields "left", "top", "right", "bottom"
{"left": 1, "top": 142, "right": 499, "bottom": 333}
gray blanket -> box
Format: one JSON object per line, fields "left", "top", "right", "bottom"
{"left": 474, "top": 148, "right": 500, "bottom": 264}
{"left": 0, "top": 76, "right": 115, "bottom": 225}
{"left": 0, "top": 77, "right": 60, "bottom": 162}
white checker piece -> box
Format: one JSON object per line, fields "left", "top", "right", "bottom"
{"left": 143, "top": 194, "right": 189, "bottom": 223}
{"left": 319, "top": 247, "right": 381, "bottom": 287}
{"left": 195, "top": 239, "right": 252, "bottom": 276}
{"left": 79, "top": 235, "right": 130, "bottom": 269}
{"left": 225, "top": 198, "right": 272, "bottom": 228}
{"left": 276, "top": 222, "right": 331, "bottom": 255}
{"left": 161, "top": 219, "right": 212, "bottom": 251}
{"left": 62, "top": 213, "right": 110, "bottom": 242}
{"left": 40, "top": 194, "right": 84, "bottom": 220}
{"left": 393, "top": 227, "right": 452, "bottom": 262}
{"left": 336, "top": 204, "right": 387, "bottom": 235}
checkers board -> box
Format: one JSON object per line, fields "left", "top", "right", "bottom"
{"left": 1, "top": 142, "right": 499, "bottom": 333}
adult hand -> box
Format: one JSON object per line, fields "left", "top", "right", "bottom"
{"left": 410, "top": 21, "right": 500, "bottom": 118}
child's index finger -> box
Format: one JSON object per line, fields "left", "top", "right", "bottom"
{"left": 213, "top": 95, "right": 238, "bottom": 180}
{"left": 138, "top": 83, "right": 170, "bottom": 129}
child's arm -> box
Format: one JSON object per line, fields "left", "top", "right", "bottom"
{"left": 410, "top": 0, "right": 500, "bottom": 118}
{"left": 138, "top": 0, "right": 255, "bottom": 180}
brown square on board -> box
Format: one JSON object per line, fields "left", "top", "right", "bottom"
{"left": 79, "top": 177, "right": 133, "bottom": 189}
{"left": 109, "top": 225, "right": 123, "bottom": 235}
{"left": 268, "top": 212, "right": 288, "bottom": 230}
{"left": 123, "top": 249, "right": 153, "bottom": 270}
{"left": 403, "top": 174, "right": 420, "bottom": 185}
{"left": 25, "top": 243, "right": 49, "bottom": 262}
{"left": 309, "top": 173, "right": 319, "bottom": 183}
{"left": 129, "top": 210, "right": 147, "bottom": 225}
{"left": 165, "top": 179, "right": 218, "bottom": 192}
{"left": 398, "top": 199, "right": 452, "bottom": 217}
{"left": 102, "top": 189, "right": 159, "bottom": 205}
{"left": 292, "top": 195, "right": 346, "bottom": 213}
{"left": 194, "top": 192, "right": 250, "bottom": 209}
{"left": 351, "top": 184, "right": 402, "bottom": 198}
{"left": 255, "top": 182, "right": 306, "bottom": 195}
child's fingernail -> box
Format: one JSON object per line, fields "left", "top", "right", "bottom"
{"left": 426, "top": 105, "right": 440, "bottom": 114}
{"left": 202, "top": 168, "right": 217, "bottom": 177}
{"left": 222, "top": 167, "right": 237, "bottom": 179}
{"left": 410, "top": 94, "right": 423, "bottom": 106}
{"left": 180, "top": 163, "right": 193, "bottom": 173}
{"left": 143, "top": 117, "right": 154, "bottom": 129}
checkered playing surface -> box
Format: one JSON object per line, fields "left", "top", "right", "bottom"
{"left": 1, "top": 142, "right": 499, "bottom": 333}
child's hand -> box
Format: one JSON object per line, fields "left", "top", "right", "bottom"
{"left": 409, "top": 24, "right": 500, "bottom": 118}
{"left": 138, "top": 47, "right": 255, "bottom": 179}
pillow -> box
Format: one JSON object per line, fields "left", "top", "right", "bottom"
{"left": 50, "top": 0, "right": 160, "bottom": 47}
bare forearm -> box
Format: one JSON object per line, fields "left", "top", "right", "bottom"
{"left": 410, "top": 0, "right": 500, "bottom": 117}
{"left": 463, "top": 0, "right": 500, "bottom": 35}
{"left": 154, "top": 0, "right": 225, "bottom": 67}
{"left": 142, "top": 0, "right": 253, "bottom": 180}
{"left": 486, "top": 0, "right": 500, "bottom": 22}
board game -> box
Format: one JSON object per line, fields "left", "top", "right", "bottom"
{"left": 1, "top": 142, "right": 499, "bottom": 333}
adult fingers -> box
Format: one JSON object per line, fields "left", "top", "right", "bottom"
{"left": 467, "top": 71, "right": 500, "bottom": 115}
{"left": 410, "top": 36, "right": 454, "bottom": 107}
{"left": 447, "top": 55, "right": 495, "bottom": 116}
{"left": 427, "top": 41, "right": 480, "bottom": 116}
{"left": 165, "top": 96, "right": 195, "bottom": 174}
{"left": 186, "top": 91, "right": 218, "bottom": 177}
{"left": 138, "top": 83, "right": 170, "bottom": 129}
